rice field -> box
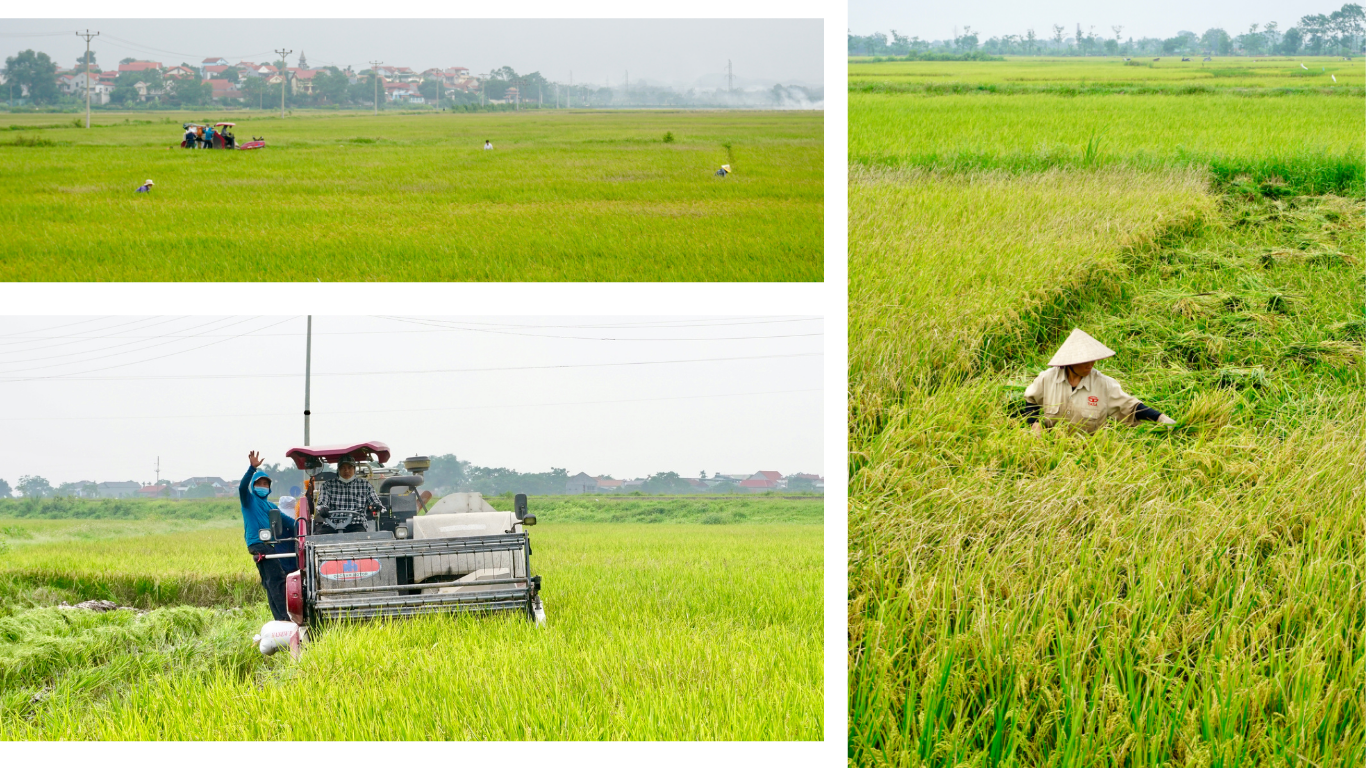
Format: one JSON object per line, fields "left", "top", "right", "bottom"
{"left": 0, "top": 109, "right": 823, "bottom": 281}
{"left": 848, "top": 55, "right": 1365, "bottom": 90}
{"left": 0, "top": 514, "right": 822, "bottom": 739}
{"left": 849, "top": 56, "right": 1365, "bottom": 766}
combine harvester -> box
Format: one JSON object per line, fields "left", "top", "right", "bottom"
{"left": 258, "top": 440, "right": 545, "bottom": 656}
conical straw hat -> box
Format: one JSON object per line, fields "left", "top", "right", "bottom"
{"left": 1047, "top": 329, "right": 1115, "bottom": 366}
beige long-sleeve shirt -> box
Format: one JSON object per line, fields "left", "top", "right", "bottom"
{"left": 1023, "top": 366, "right": 1142, "bottom": 433}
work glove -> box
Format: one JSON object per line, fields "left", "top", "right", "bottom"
{"left": 1157, "top": 414, "right": 1177, "bottom": 425}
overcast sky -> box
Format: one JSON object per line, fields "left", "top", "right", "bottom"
{"left": 850, "top": 1, "right": 1340, "bottom": 40}
{"left": 0, "top": 315, "right": 823, "bottom": 489}
{"left": 0, "top": 19, "right": 822, "bottom": 88}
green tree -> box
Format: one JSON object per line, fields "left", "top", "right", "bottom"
{"left": 312, "top": 67, "right": 349, "bottom": 104}
{"left": 0, "top": 478, "right": 11, "bottom": 498}
{"left": 241, "top": 76, "right": 266, "bottom": 109}
{"left": 3, "top": 49, "right": 60, "bottom": 104}
{"left": 1301, "top": 13, "right": 1331, "bottom": 53}
{"left": 1238, "top": 23, "right": 1266, "bottom": 54}
{"left": 1279, "top": 26, "right": 1305, "bottom": 54}
{"left": 110, "top": 81, "right": 138, "bottom": 105}
{"left": 16, "top": 475, "right": 53, "bottom": 498}
{"left": 185, "top": 483, "right": 217, "bottom": 499}
{"left": 641, "top": 471, "right": 694, "bottom": 494}
{"left": 169, "top": 76, "right": 212, "bottom": 106}
{"left": 75, "top": 50, "right": 98, "bottom": 73}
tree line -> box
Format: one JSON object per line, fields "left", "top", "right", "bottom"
{"left": 0, "top": 454, "right": 820, "bottom": 499}
{"left": 849, "top": 4, "right": 1365, "bottom": 57}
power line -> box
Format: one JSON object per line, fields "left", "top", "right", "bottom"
{"left": 0, "top": 351, "right": 822, "bottom": 384}
{"left": 0, "top": 387, "right": 821, "bottom": 423}
{"left": 0, "top": 317, "right": 297, "bottom": 382}
{"left": 0, "top": 316, "right": 821, "bottom": 343}
{"left": 0, "top": 316, "right": 234, "bottom": 366}
{"left": 372, "top": 315, "right": 822, "bottom": 342}
{"left": 0, "top": 317, "right": 264, "bottom": 373}
{"left": 0, "top": 316, "right": 198, "bottom": 356}
{"left": 97, "top": 33, "right": 275, "bottom": 62}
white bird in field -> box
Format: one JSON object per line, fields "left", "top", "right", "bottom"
{"left": 1332, "top": 74, "right": 1337, "bottom": 82}
{"left": 1300, "top": 63, "right": 1308, "bottom": 69}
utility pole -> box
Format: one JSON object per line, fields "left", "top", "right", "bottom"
{"left": 555, "top": 83, "right": 559, "bottom": 109}
{"left": 275, "top": 48, "right": 292, "bottom": 118}
{"left": 369, "top": 60, "right": 383, "bottom": 115}
{"left": 155, "top": 456, "right": 160, "bottom": 484}
{"left": 727, "top": 59, "right": 733, "bottom": 93}
{"left": 76, "top": 29, "right": 98, "bottom": 128}
{"left": 303, "top": 315, "right": 312, "bottom": 446}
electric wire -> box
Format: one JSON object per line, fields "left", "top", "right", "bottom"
{"left": 0, "top": 351, "right": 822, "bottom": 383}
{"left": 0, "top": 387, "right": 821, "bottom": 422}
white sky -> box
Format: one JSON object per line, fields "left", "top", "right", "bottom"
{"left": 0, "top": 315, "right": 823, "bottom": 488}
{"left": 0, "top": 19, "right": 823, "bottom": 88}
{"left": 849, "top": 0, "right": 1336, "bottom": 40}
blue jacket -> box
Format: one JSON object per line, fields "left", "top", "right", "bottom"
{"left": 239, "top": 464, "right": 279, "bottom": 547}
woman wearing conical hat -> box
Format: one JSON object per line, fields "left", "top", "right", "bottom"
{"left": 1024, "top": 329, "right": 1177, "bottom": 435}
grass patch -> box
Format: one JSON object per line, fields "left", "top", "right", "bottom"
{"left": 0, "top": 520, "right": 821, "bottom": 739}
{"left": 0, "top": 109, "right": 822, "bottom": 281}
{"left": 848, "top": 167, "right": 1212, "bottom": 438}
{"left": 848, "top": 190, "right": 1363, "bottom": 764}
{"left": 849, "top": 92, "right": 1364, "bottom": 196}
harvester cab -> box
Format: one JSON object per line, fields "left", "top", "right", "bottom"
{"left": 279, "top": 441, "right": 545, "bottom": 629}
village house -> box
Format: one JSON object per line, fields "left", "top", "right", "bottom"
{"left": 200, "top": 56, "right": 229, "bottom": 68}
{"left": 139, "top": 484, "right": 170, "bottom": 498}
{"left": 207, "top": 78, "right": 243, "bottom": 101}
{"left": 95, "top": 481, "right": 142, "bottom": 499}
{"left": 117, "top": 60, "right": 162, "bottom": 74}
{"left": 163, "top": 65, "right": 196, "bottom": 80}
{"left": 288, "top": 68, "right": 320, "bottom": 95}
{"left": 201, "top": 64, "right": 231, "bottom": 80}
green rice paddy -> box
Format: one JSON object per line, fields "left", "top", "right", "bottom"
{"left": 0, "top": 511, "right": 822, "bottom": 739}
{"left": 849, "top": 56, "right": 1365, "bottom": 766}
{"left": 0, "top": 109, "right": 823, "bottom": 281}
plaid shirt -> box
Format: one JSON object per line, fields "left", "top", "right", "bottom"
{"left": 316, "top": 477, "right": 383, "bottom": 513}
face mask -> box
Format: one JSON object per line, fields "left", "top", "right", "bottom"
{"left": 253, "top": 485, "right": 270, "bottom": 498}
{"left": 339, "top": 472, "right": 355, "bottom": 484}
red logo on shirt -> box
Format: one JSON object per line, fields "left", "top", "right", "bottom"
{"left": 1088, "top": 396, "right": 1099, "bottom": 407}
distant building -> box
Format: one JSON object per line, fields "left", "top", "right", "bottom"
{"left": 117, "top": 61, "right": 162, "bottom": 73}
{"left": 738, "top": 477, "right": 779, "bottom": 493}
{"left": 565, "top": 472, "right": 598, "bottom": 494}
{"left": 139, "top": 484, "right": 170, "bottom": 498}
{"left": 95, "top": 481, "right": 142, "bottom": 498}
{"left": 201, "top": 57, "right": 229, "bottom": 68}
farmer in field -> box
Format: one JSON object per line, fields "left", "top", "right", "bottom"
{"left": 315, "top": 455, "right": 383, "bottom": 525}
{"left": 715, "top": 164, "right": 731, "bottom": 177}
{"left": 135, "top": 179, "right": 154, "bottom": 193}
{"left": 1024, "top": 329, "right": 1177, "bottom": 435}
{"left": 241, "top": 450, "right": 290, "bottom": 621}
{"left": 484, "top": 139, "right": 493, "bottom": 150}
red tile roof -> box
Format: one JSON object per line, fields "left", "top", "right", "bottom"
{"left": 739, "top": 478, "right": 777, "bottom": 488}
{"left": 756, "top": 470, "right": 783, "bottom": 481}
{"left": 119, "top": 61, "right": 162, "bottom": 72}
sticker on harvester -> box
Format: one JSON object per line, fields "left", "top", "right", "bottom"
{"left": 320, "top": 559, "right": 382, "bottom": 581}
